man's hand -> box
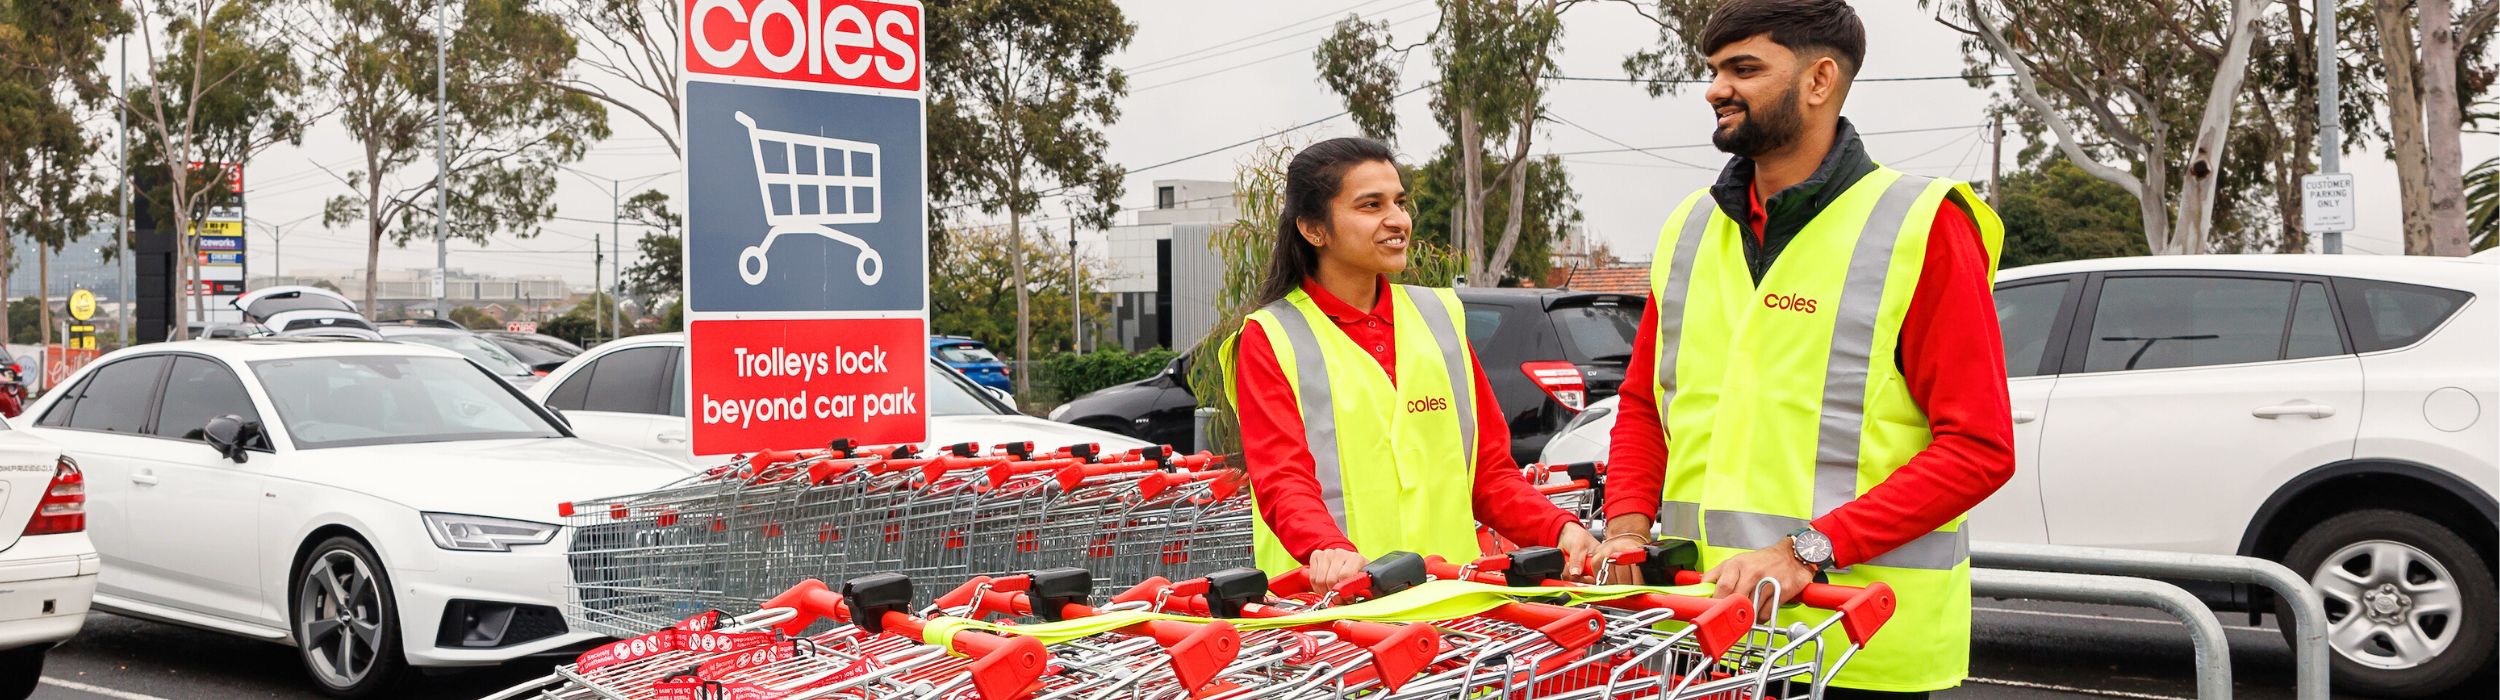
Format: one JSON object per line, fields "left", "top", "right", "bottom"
{"left": 1305, "top": 548, "right": 1369, "bottom": 593}
{"left": 1700, "top": 538, "right": 1816, "bottom": 607}
{"left": 1591, "top": 514, "right": 1656, "bottom": 584}
{"left": 1553, "top": 522, "right": 1601, "bottom": 581}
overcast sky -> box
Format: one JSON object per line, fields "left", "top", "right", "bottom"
{"left": 130, "top": 1, "right": 2491, "bottom": 287}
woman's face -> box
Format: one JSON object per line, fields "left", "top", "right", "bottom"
{"left": 1302, "top": 160, "right": 1413, "bottom": 277}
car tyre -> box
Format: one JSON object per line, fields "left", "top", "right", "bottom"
{"left": 294, "top": 536, "right": 408, "bottom": 698}
{"left": 2277, "top": 509, "right": 2494, "bottom": 698}
{"left": 0, "top": 645, "right": 45, "bottom": 699}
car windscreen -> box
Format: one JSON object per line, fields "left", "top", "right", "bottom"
{"left": 1550, "top": 301, "right": 1640, "bottom": 364}
{"left": 250, "top": 355, "right": 565, "bottom": 449}
{"left": 245, "top": 292, "right": 356, "bottom": 319}
{"left": 284, "top": 317, "right": 377, "bottom": 332}
{"left": 933, "top": 344, "right": 1001, "bottom": 364}
{"left": 929, "top": 363, "right": 1007, "bottom": 416}
{"left": 486, "top": 335, "right": 573, "bottom": 366}
{"left": 392, "top": 333, "right": 535, "bottom": 377}
{"left": 501, "top": 334, "right": 584, "bottom": 357}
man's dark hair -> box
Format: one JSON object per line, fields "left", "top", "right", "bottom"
{"left": 1700, "top": 0, "right": 1867, "bottom": 78}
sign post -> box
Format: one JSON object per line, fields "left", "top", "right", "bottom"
{"left": 680, "top": 0, "right": 930, "bottom": 456}
{"left": 2300, "top": 173, "right": 2355, "bottom": 245}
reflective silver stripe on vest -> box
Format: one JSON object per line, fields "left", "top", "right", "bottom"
{"left": 1704, "top": 509, "right": 1967, "bottom": 570}
{"left": 1656, "top": 500, "right": 1703, "bottom": 540}
{"left": 1260, "top": 300, "right": 1345, "bottom": 517}
{"left": 1402, "top": 286, "right": 1477, "bottom": 461}
{"left": 1653, "top": 195, "right": 1713, "bottom": 539}
{"left": 1812, "top": 175, "right": 1936, "bottom": 519}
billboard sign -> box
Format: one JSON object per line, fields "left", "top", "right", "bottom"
{"left": 681, "top": 0, "right": 929, "bottom": 456}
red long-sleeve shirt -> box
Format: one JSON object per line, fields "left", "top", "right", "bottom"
{"left": 1235, "top": 276, "right": 1581, "bottom": 563}
{"left": 1603, "top": 194, "right": 2015, "bottom": 569}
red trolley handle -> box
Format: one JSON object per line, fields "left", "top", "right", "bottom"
{"left": 758, "top": 578, "right": 1047, "bottom": 700}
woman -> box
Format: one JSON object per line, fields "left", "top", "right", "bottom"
{"left": 1229, "top": 137, "right": 1599, "bottom": 590}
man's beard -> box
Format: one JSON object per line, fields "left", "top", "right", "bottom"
{"left": 1711, "top": 83, "right": 1805, "bottom": 158}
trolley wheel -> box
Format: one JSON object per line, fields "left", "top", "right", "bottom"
{"left": 856, "top": 248, "right": 884, "bottom": 286}
{"left": 740, "top": 247, "right": 771, "bottom": 285}
{"left": 293, "top": 536, "right": 409, "bottom": 698}
{"left": 2278, "top": 508, "right": 2494, "bottom": 698}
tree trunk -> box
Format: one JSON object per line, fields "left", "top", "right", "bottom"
{"left": 1486, "top": 101, "right": 1537, "bottom": 285}
{"left": 2418, "top": 0, "right": 2470, "bottom": 256}
{"left": 1010, "top": 208, "right": 1031, "bottom": 400}
{"left": 2168, "top": 0, "right": 2265, "bottom": 256}
{"left": 166, "top": 166, "right": 191, "bottom": 340}
{"left": 37, "top": 241, "right": 49, "bottom": 350}
{"left": 2377, "top": 0, "right": 2435, "bottom": 254}
{"left": 1, "top": 188, "right": 13, "bottom": 346}
{"left": 1458, "top": 109, "right": 1487, "bottom": 285}
{"left": 2139, "top": 135, "right": 2176, "bottom": 253}
{"left": 364, "top": 171, "right": 383, "bottom": 315}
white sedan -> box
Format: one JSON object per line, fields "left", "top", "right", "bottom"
{"left": 0, "top": 423, "right": 98, "bottom": 696}
{"left": 528, "top": 333, "right": 1149, "bottom": 466}
{"left": 16, "top": 338, "right": 696, "bottom": 696}
{"left": 1542, "top": 253, "right": 2498, "bottom": 698}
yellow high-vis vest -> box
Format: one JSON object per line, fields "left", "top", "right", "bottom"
{"left": 1647, "top": 168, "right": 2003, "bottom": 692}
{"left": 1228, "top": 284, "right": 1483, "bottom": 576}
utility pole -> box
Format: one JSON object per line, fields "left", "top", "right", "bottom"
{"left": 1069, "top": 221, "right": 1080, "bottom": 353}
{"left": 2315, "top": 0, "right": 2343, "bottom": 254}
{"left": 1989, "top": 117, "right": 2004, "bottom": 208}
{"left": 594, "top": 232, "right": 605, "bottom": 344}
{"left": 433, "top": 0, "right": 451, "bottom": 316}
{"left": 610, "top": 189, "right": 623, "bottom": 337}
{"left": 116, "top": 34, "right": 131, "bottom": 347}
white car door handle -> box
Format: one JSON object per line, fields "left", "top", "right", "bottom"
{"left": 2012, "top": 409, "right": 2038, "bottom": 424}
{"left": 2253, "top": 402, "right": 2336, "bottom": 419}
{"left": 132, "top": 469, "right": 159, "bottom": 486}
{"left": 656, "top": 432, "right": 688, "bottom": 444}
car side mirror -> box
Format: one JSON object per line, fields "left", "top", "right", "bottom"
{"left": 203, "top": 415, "right": 258, "bottom": 463}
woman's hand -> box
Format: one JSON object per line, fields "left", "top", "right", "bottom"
{"left": 1554, "top": 522, "right": 1602, "bottom": 582}
{"left": 1306, "top": 548, "right": 1370, "bottom": 593}
{"left": 1591, "top": 514, "right": 1657, "bottom": 584}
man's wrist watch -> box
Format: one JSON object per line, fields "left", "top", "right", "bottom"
{"left": 1787, "top": 527, "right": 1836, "bottom": 571}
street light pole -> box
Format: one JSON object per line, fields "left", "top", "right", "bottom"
{"left": 117, "top": 33, "right": 130, "bottom": 347}
{"left": 610, "top": 180, "right": 623, "bottom": 337}
{"left": 2315, "top": 0, "right": 2343, "bottom": 254}
{"left": 434, "top": 0, "right": 451, "bottom": 315}
{"left": 1069, "top": 221, "right": 1079, "bottom": 353}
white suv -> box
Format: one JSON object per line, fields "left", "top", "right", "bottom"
{"left": 1540, "top": 254, "right": 2496, "bottom": 698}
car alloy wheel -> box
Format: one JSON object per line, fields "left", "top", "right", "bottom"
{"left": 298, "top": 547, "right": 389, "bottom": 689}
{"left": 2309, "top": 538, "right": 2462, "bottom": 670}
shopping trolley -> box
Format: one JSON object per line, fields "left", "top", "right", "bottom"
{"left": 732, "top": 111, "right": 885, "bottom": 286}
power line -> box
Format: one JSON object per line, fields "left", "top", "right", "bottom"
{"left": 1129, "top": 8, "right": 1438, "bottom": 94}
{"left": 1124, "top": 0, "right": 1419, "bottom": 75}
{"left": 1549, "top": 113, "right": 1719, "bottom": 170}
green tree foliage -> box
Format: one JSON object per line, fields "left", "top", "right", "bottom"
{"left": 619, "top": 188, "right": 681, "bottom": 305}
{"left": 1405, "top": 147, "right": 1581, "bottom": 284}
{"left": 0, "top": 0, "right": 128, "bottom": 344}
{"left": 930, "top": 224, "right": 1109, "bottom": 365}
{"left": 300, "top": 0, "right": 608, "bottom": 313}
{"left": 1995, "top": 159, "right": 2151, "bottom": 269}
{"left": 448, "top": 304, "right": 495, "bottom": 330}
{"left": 6, "top": 296, "right": 38, "bottom": 343}
{"left": 925, "top": 0, "right": 1136, "bottom": 399}
{"left": 1315, "top": 0, "right": 1568, "bottom": 286}
{"left": 2470, "top": 154, "right": 2497, "bottom": 252}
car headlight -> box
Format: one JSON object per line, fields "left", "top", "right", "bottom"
{"left": 1048, "top": 402, "right": 1073, "bottom": 421}
{"left": 1561, "top": 406, "right": 1614, "bottom": 436}
{"left": 422, "top": 512, "right": 560, "bottom": 552}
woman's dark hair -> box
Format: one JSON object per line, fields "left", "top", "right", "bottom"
{"left": 1250, "top": 137, "right": 1398, "bottom": 307}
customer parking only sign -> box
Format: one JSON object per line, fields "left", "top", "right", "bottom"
{"left": 681, "top": 0, "right": 928, "bottom": 456}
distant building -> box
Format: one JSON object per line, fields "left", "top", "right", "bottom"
{"left": 1094, "top": 179, "right": 1239, "bottom": 352}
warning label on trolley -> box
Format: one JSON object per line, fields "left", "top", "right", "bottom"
{"left": 682, "top": 0, "right": 928, "bottom": 456}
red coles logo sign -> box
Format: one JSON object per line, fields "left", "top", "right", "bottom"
{"left": 686, "top": 0, "right": 923, "bottom": 91}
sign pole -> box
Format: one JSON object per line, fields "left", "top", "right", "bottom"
{"left": 2315, "top": 0, "right": 2343, "bottom": 254}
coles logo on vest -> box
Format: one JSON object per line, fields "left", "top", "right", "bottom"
{"left": 1762, "top": 292, "right": 1819, "bottom": 314}
{"left": 687, "top": 0, "right": 922, "bottom": 91}
{"left": 1405, "top": 397, "right": 1451, "bottom": 413}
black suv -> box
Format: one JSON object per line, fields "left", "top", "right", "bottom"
{"left": 1049, "top": 288, "right": 1642, "bottom": 464}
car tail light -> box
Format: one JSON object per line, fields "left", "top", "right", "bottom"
{"left": 23, "top": 457, "right": 84, "bottom": 536}
{"left": 1520, "top": 361, "right": 1587, "bottom": 412}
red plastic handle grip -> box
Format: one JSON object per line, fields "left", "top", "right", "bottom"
{"left": 1668, "top": 570, "right": 1895, "bottom": 646}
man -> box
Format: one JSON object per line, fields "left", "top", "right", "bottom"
{"left": 1589, "top": 1, "right": 2016, "bottom": 697}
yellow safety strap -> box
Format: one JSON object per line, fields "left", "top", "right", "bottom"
{"left": 920, "top": 579, "right": 1714, "bottom": 651}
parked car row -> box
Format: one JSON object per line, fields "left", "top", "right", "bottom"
{"left": 1537, "top": 254, "right": 2497, "bottom": 698}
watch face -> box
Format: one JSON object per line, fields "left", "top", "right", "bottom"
{"left": 1794, "top": 531, "right": 1833, "bottom": 563}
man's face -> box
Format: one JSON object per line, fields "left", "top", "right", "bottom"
{"left": 1704, "top": 34, "right": 1808, "bottom": 158}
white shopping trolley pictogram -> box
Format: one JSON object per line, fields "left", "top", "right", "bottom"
{"left": 732, "top": 111, "right": 885, "bottom": 286}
